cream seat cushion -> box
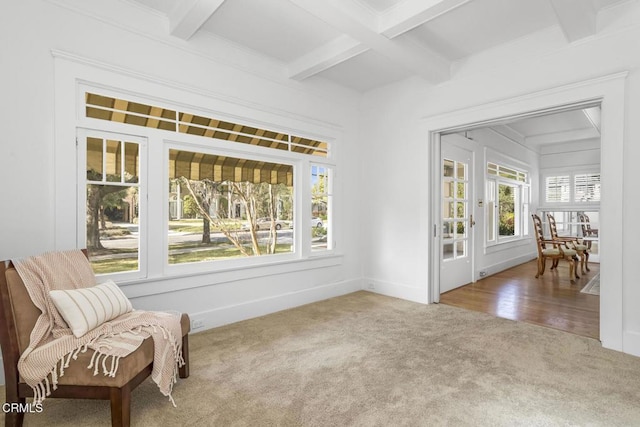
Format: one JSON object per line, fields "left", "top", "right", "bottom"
{"left": 50, "top": 280, "right": 133, "bottom": 338}
{"left": 542, "top": 248, "right": 577, "bottom": 257}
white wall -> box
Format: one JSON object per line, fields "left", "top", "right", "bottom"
{"left": 463, "top": 128, "right": 540, "bottom": 279}
{"left": 0, "top": 0, "right": 364, "bottom": 383}
{"left": 360, "top": 0, "right": 640, "bottom": 355}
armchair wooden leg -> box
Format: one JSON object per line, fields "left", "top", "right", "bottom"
{"left": 179, "top": 334, "right": 190, "bottom": 379}
{"left": 110, "top": 385, "right": 131, "bottom": 427}
{"left": 4, "top": 397, "right": 26, "bottom": 427}
{"left": 567, "top": 257, "right": 577, "bottom": 282}
{"left": 585, "top": 252, "right": 590, "bottom": 272}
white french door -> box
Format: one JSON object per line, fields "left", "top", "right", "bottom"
{"left": 440, "top": 134, "right": 475, "bottom": 293}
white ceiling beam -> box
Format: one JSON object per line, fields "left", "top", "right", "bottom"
{"left": 288, "top": 35, "right": 369, "bottom": 81}
{"left": 525, "top": 128, "right": 601, "bottom": 146}
{"left": 550, "top": 0, "right": 597, "bottom": 43}
{"left": 490, "top": 125, "right": 527, "bottom": 145}
{"left": 169, "top": 0, "right": 226, "bottom": 40}
{"left": 288, "top": 0, "right": 450, "bottom": 83}
{"left": 379, "top": 0, "right": 472, "bottom": 39}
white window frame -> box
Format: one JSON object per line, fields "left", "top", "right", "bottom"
{"left": 573, "top": 172, "right": 601, "bottom": 203}
{"left": 77, "top": 128, "right": 148, "bottom": 281}
{"left": 162, "top": 140, "right": 301, "bottom": 277}
{"left": 541, "top": 168, "right": 601, "bottom": 209}
{"left": 485, "top": 162, "right": 531, "bottom": 247}
{"left": 68, "top": 80, "right": 340, "bottom": 285}
{"left": 310, "top": 163, "right": 334, "bottom": 253}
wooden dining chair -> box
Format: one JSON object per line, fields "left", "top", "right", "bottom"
{"left": 531, "top": 214, "right": 578, "bottom": 282}
{"left": 578, "top": 213, "right": 598, "bottom": 254}
{"left": 546, "top": 213, "right": 589, "bottom": 276}
{"left": 578, "top": 213, "right": 598, "bottom": 237}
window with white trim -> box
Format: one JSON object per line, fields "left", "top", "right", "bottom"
{"left": 168, "top": 148, "right": 295, "bottom": 264}
{"left": 574, "top": 173, "right": 601, "bottom": 202}
{"left": 311, "top": 165, "right": 332, "bottom": 251}
{"left": 80, "top": 131, "right": 147, "bottom": 279}
{"left": 79, "top": 89, "right": 334, "bottom": 277}
{"left": 543, "top": 172, "right": 600, "bottom": 204}
{"left": 545, "top": 176, "right": 570, "bottom": 203}
{"left": 486, "top": 162, "right": 530, "bottom": 245}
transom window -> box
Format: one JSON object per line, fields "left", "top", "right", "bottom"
{"left": 86, "top": 92, "right": 328, "bottom": 157}
{"left": 488, "top": 162, "right": 528, "bottom": 182}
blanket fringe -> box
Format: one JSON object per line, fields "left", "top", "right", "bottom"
{"left": 26, "top": 317, "right": 184, "bottom": 407}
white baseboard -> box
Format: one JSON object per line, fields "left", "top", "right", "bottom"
{"left": 477, "top": 253, "right": 537, "bottom": 280}
{"left": 363, "top": 278, "right": 428, "bottom": 304}
{"left": 188, "top": 278, "right": 363, "bottom": 332}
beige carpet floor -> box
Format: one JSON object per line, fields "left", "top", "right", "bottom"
{"left": 2, "top": 291, "right": 640, "bottom": 426}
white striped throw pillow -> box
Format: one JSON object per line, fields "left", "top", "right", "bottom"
{"left": 50, "top": 280, "right": 133, "bottom": 337}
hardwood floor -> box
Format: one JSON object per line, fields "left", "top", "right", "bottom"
{"left": 440, "top": 260, "right": 600, "bottom": 340}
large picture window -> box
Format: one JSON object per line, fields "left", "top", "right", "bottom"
{"left": 78, "top": 87, "right": 336, "bottom": 279}
{"left": 168, "top": 148, "right": 294, "bottom": 264}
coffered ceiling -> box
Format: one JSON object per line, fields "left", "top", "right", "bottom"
{"left": 125, "top": 0, "right": 630, "bottom": 92}
{"left": 485, "top": 106, "right": 602, "bottom": 150}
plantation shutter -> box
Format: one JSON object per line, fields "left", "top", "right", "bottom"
{"left": 574, "top": 173, "right": 601, "bottom": 202}
{"left": 545, "top": 176, "right": 570, "bottom": 203}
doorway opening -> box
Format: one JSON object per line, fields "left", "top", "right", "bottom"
{"left": 437, "top": 106, "right": 601, "bottom": 339}
{"left": 426, "top": 72, "right": 626, "bottom": 351}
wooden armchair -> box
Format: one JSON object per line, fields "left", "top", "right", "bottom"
{"left": 546, "top": 213, "right": 589, "bottom": 275}
{"left": 532, "top": 214, "right": 578, "bottom": 282}
{"left": 0, "top": 252, "right": 190, "bottom": 427}
{"left": 578, "top": 212, "right": 599, "bottom": 244}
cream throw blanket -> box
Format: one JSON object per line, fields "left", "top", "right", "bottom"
{"left": 13, "top": 250, "right": 185, "bottom": 405}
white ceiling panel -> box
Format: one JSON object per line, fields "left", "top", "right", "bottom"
{"left": 199, "top": 0, "right": 342, "bottom": 63}
{"left": 128, "top": 0, "right": 175, "bottom": 15}
{"left": 356, "top": 0, "right": 405, "bottom": 13}
{"left": 122, "top": 0, "right": 633, "bottom": 92}
{"left": 506, "top": 110, "right": 595, "bottom": 137}
{"left": 316, "top": 49, "right": 413, "bottom": 92}
{"left": 407, "top": 0, "right": 558, "bottom": 60}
